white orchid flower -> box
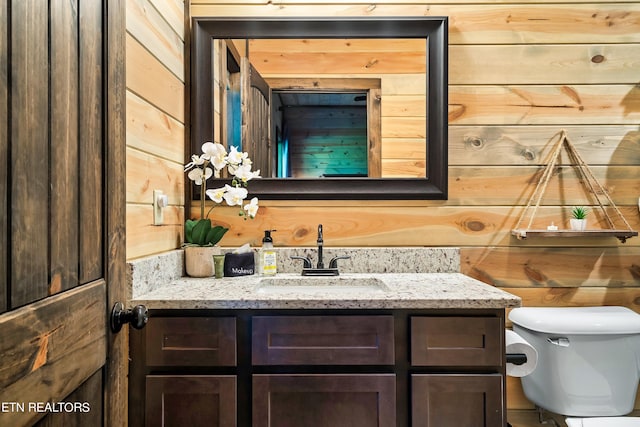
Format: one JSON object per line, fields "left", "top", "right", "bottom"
{"left": 201, "top": 142, "right": 224, "bottom": 159}
{"left": 205, "top": 186, "right": 226, "bottom": 204}
{"left": 227, "top": 146, "right": 249, "bottom": 165}
{"left": 184, "top": 154, "right": 205, "bottom": 171}
{"left": 187, "top": 167, "right": 212, "bottom": 185}
{"left": 244, "top": 197, "right": 259, "bottom": 218}
{"left": 223, "top": 184, "right": 248, "bottom": 206}
{"left": 234, "top": 163, "right": 261, "bottom": 182}
{"left": 199, "top": 142, "right": 227, "bottom": 172}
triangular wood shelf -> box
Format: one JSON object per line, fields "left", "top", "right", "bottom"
{"left": 511, "top": 130, "right": 637, "bottom": 243}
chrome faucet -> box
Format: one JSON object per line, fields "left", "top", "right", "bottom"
{"left": 291, "top": 224, "right": 350, "bottom": 276}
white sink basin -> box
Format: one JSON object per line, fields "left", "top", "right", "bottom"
{"left": 257, "top": 276, "right": 389, "bottom": 294}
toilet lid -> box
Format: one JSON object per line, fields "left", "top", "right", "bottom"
{"left": 566, "top": 417, "right": 640, "bottom": 427}
{"left": 509, "top": 306, "right": 640, "bottom": 335}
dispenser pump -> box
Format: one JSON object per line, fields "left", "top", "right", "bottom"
{"left": 262, "top": 230, "right": 274, "bottom": 244}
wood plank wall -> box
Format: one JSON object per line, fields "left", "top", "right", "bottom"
{"left": 125, "top": 0, "right": 186, "bottom": 260}
{"left": 125, "top": 0, "right": 640, "bottom": 412}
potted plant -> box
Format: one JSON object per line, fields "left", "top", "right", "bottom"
{"left": 183, "top": 142, "right": 260, "bottom": 277}
{"left": 570, "top": 206, "right": 589, "bottom": 231}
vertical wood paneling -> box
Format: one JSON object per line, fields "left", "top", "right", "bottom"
{"left": 106, "top": 0, "right": 129, "bottom": 424}
{"left": 50, "top": 0, "right": 79, "bottom": 295}
{"left": 0, "top": 0, "right": 7, "bottom": 313}
{"left": 79, "top": 0, "right": 103, "bottom": 283}
{"left": 34, "top": 369, "right": 103, "bottom": 427}
{"left": 10, "top": 0, "right": 49, "bottom": 307}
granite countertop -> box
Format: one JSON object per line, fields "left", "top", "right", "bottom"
{"left": 131, "top": 272, "right": 521, "bottom": 310}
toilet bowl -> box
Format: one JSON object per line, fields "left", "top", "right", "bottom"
{"left": 508, "top": 306, "right": 640, "bottom": 426}
{"left": 566, "top": 417, "right": 640, "bottom": 427}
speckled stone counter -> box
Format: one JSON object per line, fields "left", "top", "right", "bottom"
{"left": 128, "top": 248, "right": 520, "bottom": 310}
{"left": 131, "top": 272, "right": 521, "bottom": 310}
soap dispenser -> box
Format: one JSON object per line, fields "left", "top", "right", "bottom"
{"left": 260, "top": 230, "right": 277, "bottom": 275}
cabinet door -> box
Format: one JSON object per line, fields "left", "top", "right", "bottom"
{"left": 252, "top": 315, "right": 394, "bottom": 365}
{"left": 411, "top": 374, "right": 503, "bottom": 427}
{"left": 253, "top": 374, "right": 396, "bottom": 427}
{"left": 146, "top": 317, "right": 236, "bottom": 366}
{"left": 146, "top": 375, "right": 236, "bottom": 427}
{"left": 411, "top": 317, "right": 502, "bottom": 366}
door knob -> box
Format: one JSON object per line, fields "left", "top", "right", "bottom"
{"left": 110, "top": 302, "right": 149, "bottom": 333}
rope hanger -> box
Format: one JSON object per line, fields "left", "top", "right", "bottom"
{"left": 512, "top": 130, "right": 637, "bottom": 243}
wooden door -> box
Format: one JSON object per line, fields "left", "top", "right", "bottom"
{"left": 241, "top": 57, "right": 271, "bottom": 177}
{"left": 0, "top": 0, "right": 126, "bottom": 425}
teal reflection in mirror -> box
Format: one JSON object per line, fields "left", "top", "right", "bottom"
{"left": 274, "top": 91, "right": 368, "bottom": 178}
{"left": 191, "top": 18, "right": 448, "bottom": 200}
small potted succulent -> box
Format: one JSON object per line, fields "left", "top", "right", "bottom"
{"left": 569, "top": 206, "right": 589, "bottom": 231}
{"left": 183, "top": 142, "right": 260, "bottom": 277}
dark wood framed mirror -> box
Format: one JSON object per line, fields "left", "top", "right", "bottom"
{"left": 191, "top": 17, "right": 448, "bottom": 200}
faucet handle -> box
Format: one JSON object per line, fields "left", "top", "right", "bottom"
{"left": 329, "top": 255, "right": 351, "bottom": 269}
{"left": 290, "top": 256, "right": 312, "bottom": 269}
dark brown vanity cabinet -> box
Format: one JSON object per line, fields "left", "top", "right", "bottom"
{"left": 410, "top": 317, "right": 504, "bottom": 426}
{"left": 129, "top": 310, "right": 506, "bottom": 427}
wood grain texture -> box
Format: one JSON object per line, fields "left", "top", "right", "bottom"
{"left": 191, "top": 3, "right": 640, "bottom": 17}
{"left": 50, "top": 0, "right": 80, "bottom": 295}
{"left": 10, "top": 0, "right": 49, "bottom": 307}
{"left": 126, "top": 147, "right": 184, "bottom": 205}
{"left": 126, "top": 90, "right": 185, "bottom": 162}
{"left": 449, "top": 84, "right": 640, "bottom": 125}
{"left": 126, "top": 0, "right": 184, "bottom": 80}
{"left": 126, "top": 204, "right": 184, "bottom": 260}
{"left": 34, "top": 369, "right": 103, "bottom": 427}
{"left": 192, "top": 204, "right": 640, "bottom": 248}
{"left": 0, "top": 0, "right": 7, "bottom": 313}
{"left": 448, "top": 165, "right": 640, "bottom": 206}
{"left": 79, "top": 0, "right": 103, "bottom": 285}
{"left": 462, "top": 246, "right": 640, "bottom": 288}
{"left": 450, "top": 44, "right": 640, "bottom": 85}
{"left": 126, "top": 34, "right": 185, "bottom": 122}
{"left": 124, "top": 0, "right": 186, "bottom": 274}
{"left": 105, "top": 0, "right": 129, "bottom": 425}
{"left": 0, "top": 281, "right": 107, "bottom": 427}
{"left": 147, "top": 0, "right": 184, "bottom": 40}
{"left": 449, "top": 125, "right": 640, "bottom": 166}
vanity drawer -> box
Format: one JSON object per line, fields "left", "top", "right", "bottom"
{"left": 146, "top": 317, "right": 236, "bottom": 366}
{"left": 252, "top": 315, "right": 394, "bottom": 365}
{"left": 411, "top": 317, "right": 502, "bottom": 366}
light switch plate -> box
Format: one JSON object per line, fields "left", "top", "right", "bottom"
{"left": 153, "top": 190, "right": 164, "bottom": 225}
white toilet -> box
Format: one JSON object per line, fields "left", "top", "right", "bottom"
{"left": 509, "top": 306, "right": 640, "bottom": 427}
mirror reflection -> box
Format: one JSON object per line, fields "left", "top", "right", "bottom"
{"left": 191, "top": 17, "right": 448, "bottom": 200}
{"left": 214, "top": 38, "right": 427, "bottom": 179}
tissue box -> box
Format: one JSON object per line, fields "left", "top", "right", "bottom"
{"left": 223, "top": 252, "right": 255, "bottom": 277}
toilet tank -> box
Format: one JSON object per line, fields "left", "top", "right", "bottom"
{"left": 509, "top": 306, "right": 640, "bottom": 417}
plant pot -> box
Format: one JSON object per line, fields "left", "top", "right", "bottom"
{"left": 184, "top": 246, "right": 222, "bottom": 277}
{"left": 569, "top": 218, "right": 587, "bottom": 231}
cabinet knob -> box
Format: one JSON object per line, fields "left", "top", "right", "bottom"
{"left": 110, "top": 302, "right": 149, "bottom": 333}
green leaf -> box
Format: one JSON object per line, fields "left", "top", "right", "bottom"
{"left": 185, "top": 219, "right": 197, "bottom": 243}
{"left": 205, "top": 226, "right": 229, "bottom": 246}
{"left": 191, "top": 218, "right": 212, "bottom": 246}
{"left": 184, "top": 219, "right": 228, "bottom": 246}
